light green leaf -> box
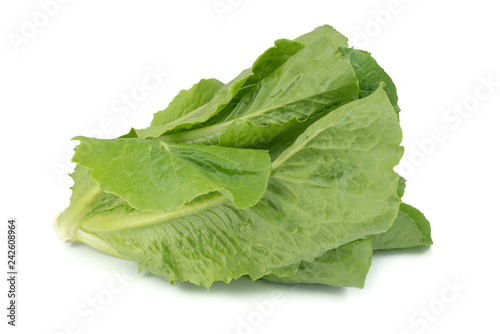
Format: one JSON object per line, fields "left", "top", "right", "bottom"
{"left": 72, "top": 136, "right": 271, "bottom": 212}
{"left": 295, "top": 24, "right": 349, "bottom": 48}
{"left": 135, "top": 70, "right": 252, "bottom": 138}
{"left": 150, "top": 78, "right": 224, "bottom": 127}
{"left": 53, "top": 165, "right": 130, "bottom": 259}
{"left": 339, "top": 47, "right": 400, "bottom": 112}
{"left": 262, "top": 238, "right": 373, "bottom": 288}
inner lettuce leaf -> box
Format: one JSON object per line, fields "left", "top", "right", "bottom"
{"left": 134, "top": 70, "right": 252, "bottom": 138}
{"left": 137, "top": 29, "right": 360, "bottom": 147}
{"left": 338, "top": 47, "right": 400, "bottom": 113}
{"left": 261, "top": 201, "right": 432, "bottom": 288}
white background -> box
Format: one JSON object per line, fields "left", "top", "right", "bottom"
{"left": 1, "top": 0, "right": 499, "bottom": 333}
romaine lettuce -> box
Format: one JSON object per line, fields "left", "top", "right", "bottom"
{"left": 54, "top": 25, "right": 432, "bottom": 288}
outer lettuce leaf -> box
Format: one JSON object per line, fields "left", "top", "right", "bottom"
{"left": 72, "top": 137, "right": 271, "bottom": 212}
{"left": 262, "top": 201, "right": 431, "bottom": 287}
{"left": 53, "top": 165, "right": 131, "bottom": 258}
{"left": 372, "top": 203, "right": 433, "bottom": 250}
{"left": 262, "top": 238, "right": 372, "bottom": 288}
{"left": 56, "top": 86, "right": 403, "bottom": 287}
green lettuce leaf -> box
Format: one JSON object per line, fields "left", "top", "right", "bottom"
{"left": 135, "top": 70, "right": 252, "bottom": 138}
{"left": 372, "top": 203, "right": 433, "bottom": 250}
{"left": 261, "top": 238, "right": 372, "bottom": 288}
{"left": 72, "top": 136, "right": 271, "bottom": 212}
{"left": 246, "top": 38, "right": 306, "bottom": 87}
{"left": 149, "top": 78, "right": 224, "bottom": 127}
{"left": 216, "top": 41, "right": 402, "bottom": 160}
{"left": 339, "top": 47, "right": 400, "bottom": 113}
{"left": 264, "top": 200, "right": 431, "bottom": 287}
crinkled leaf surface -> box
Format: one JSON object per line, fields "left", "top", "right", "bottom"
{"left": 72, "top": 137, "right": 271, "bottom": 212}
{"left": 295, "top": 25, "right": 349, "bottom": 48}
{"left": 262, "top": 238, "right": 372, "bottom": 288}
{"left": 261, "top": 201, "right": 431, "bottom": 287}
{"left": 150, "top": 78, "right": 224, "bottom": 127}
